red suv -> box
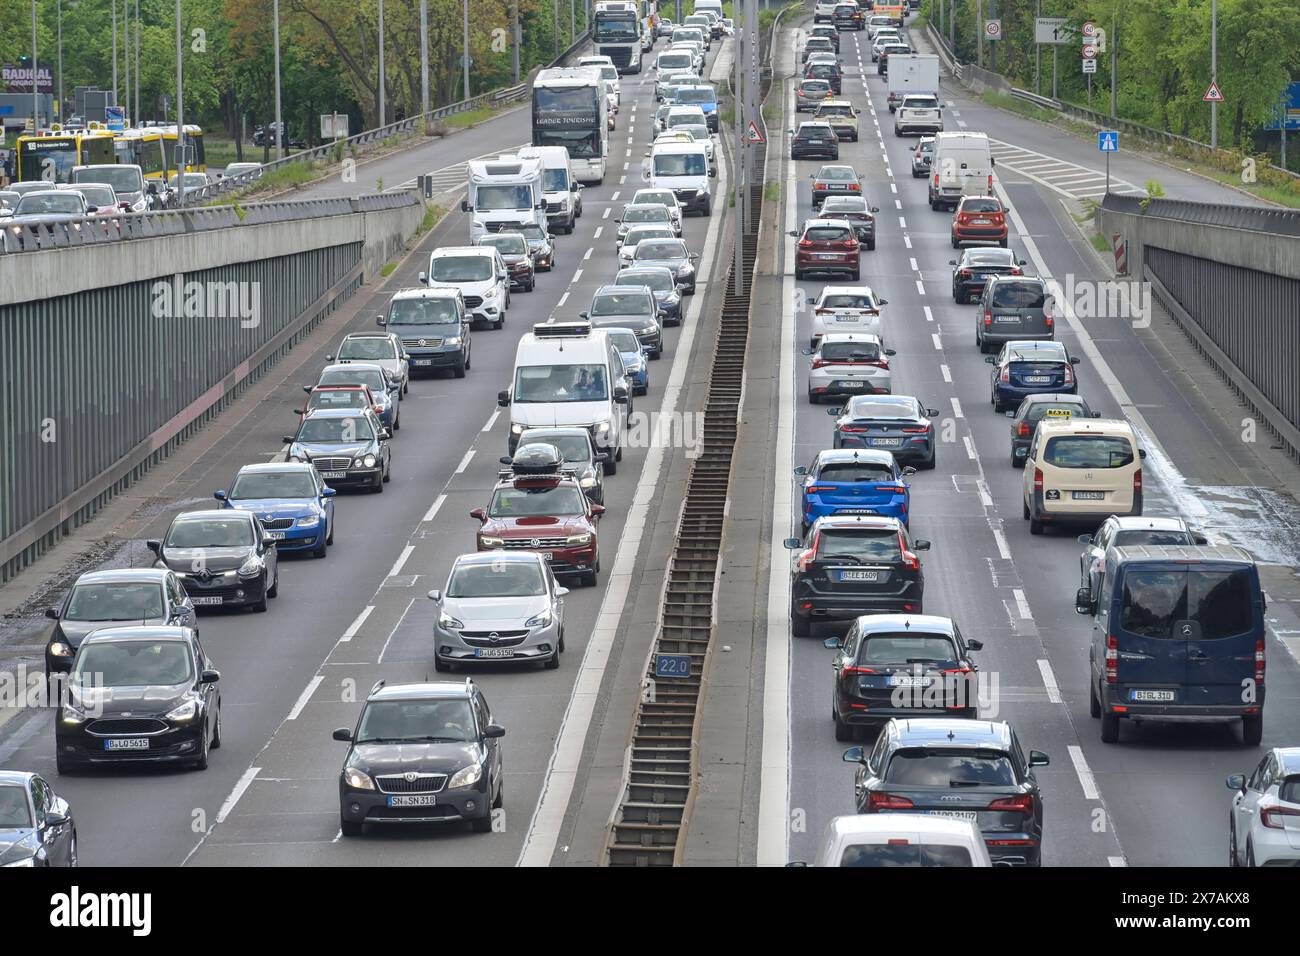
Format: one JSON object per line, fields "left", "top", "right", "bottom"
{"left": 470, "top": 445, "right": 604, "bottom": 586}
{"left": 789, "top": 218, "right": 861, "bottom": 281}
{"left": 951, "top": 195, "right": 1009, "bottom": 248}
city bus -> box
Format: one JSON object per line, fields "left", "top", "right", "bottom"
{"left": 531, "top": 67, "right": 610, "bottom": 184}
{"left": 156, "top": 124, "right": 207, "bottom": 174}
{"left": 113, "top": 128, "right": 169, "bottom": 182}
{"left": 14, "top": 127, "right": 117, "bottom": 183}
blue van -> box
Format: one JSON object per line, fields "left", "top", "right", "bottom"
{"left": 1078, "top": 545, "right": 1266, "bottom": 746}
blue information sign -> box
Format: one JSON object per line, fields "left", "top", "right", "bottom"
{"left": 1097, "top": 130, "right": 1119, "bottom": 152}
{"left": 1264, "top": 82, "right": 1300, "bottom": 132}
{"left": 654, "top": 654, "right": 692, "bottom": 679}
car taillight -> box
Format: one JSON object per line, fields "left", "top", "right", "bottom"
{"left": 1063, "top": 364, "right": 1073, "bottom": 386}
{"left": 1010, "top": 268, "right": 1022, "bottom": 275}
{"left": 1017, "top": 422, "right": 1031, "bottom": 437}
{"left": 806, "top": 485, "right": 836, "bottom": 493}
{"left": 879, "top": 485, "right": 906, "bottom": 495}
{"left": 983, "top": 310, "right": 993, "bottom": 327}
{"left": 987, "top": 173, "right": 993, "bottom": 192}
{"left": 1261, "top": 805, "right": 1299, "bottom": 829}
{"left": 958, "top": 269, "right": 972, "bottom": 278}
{"left": 933, "top": 172, "right": 939, "bottom": 189}
{"left": 988, "top": 794, "right": 1034, "bottom": 813}
{"left": 866, "top": 358, "right": 889, "bottom": 369}
{"left": 1033, "top": 467, "right": 1044, "bottom": 491}
{"left": 867, "top": 791, "right": 914, "bottom": 811}
{"left": 1255, "top": 637, "right": 1265, "bottom": 685}
{"left": 1105, "top": 633, "right": 1118, "bottom": 684}
{"left": 901, "top": 426, "right": 928, "bottom": 433}
{"left": 798, "top": 238, "right": 813, "bottom": 248}
{"left": 841, "top": 665, "right": 876, "bottom": 677}
{"left": 842, "top": 239, "right": 859, "bottom": 249}
{"left": 815, "top": 307, "right": 832, "bottom": 314}
{"left": 899, "top": 532, "right": 919, "bottom": 570}
{"left": 848, "top": 182, "right": 860, "bottom": 190}
{"left": 839, "top": 425, "right": 866, "bottom": 433}
{"left": 811, "top": 358, "right": 829, "bottom": 369}
{"left": 999, "top": 367, "right": 1011, "bottom": 383}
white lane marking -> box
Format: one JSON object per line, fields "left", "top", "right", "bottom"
{"left": 593, "top": 226, "right": 603, "bottom": 239}
{"left": 287, "top": 676, "right": 323, "bottom": 721}
{"left": 964, "top": 436, "right": 978, "bottom": 460}
{"left": 518, "top": 147, "right": 732, "bottom": 869}
{"left": 923, "top": 306, "right": 933, "bottom": 322}
{"left": 557, "top": 291, "right": 569, "bottom": 308}
{"left": 931, "top": 332, "right": 942, "bottom": 349}
{"left": 481, "top": 410, "right": 500, "bottom": 433}
{"left": 903, "top": 234, "right": 912, "bottom": 248}
{"left": 890, "top": 182, "right": 898, "bottom": 193}
{"left": 950, "top": 397, "right": 963, "bottom": 418}
{"left": 572, "top": 268, "right": 583, "bottom": 283}
{"left": 603, "top": 207, "right": 612, "bottom": 219}
{"left": 377, "top": 596, "right": 417, "bottom": 664}
{"left": 1037, "top": 659, "right": 1062, "bottom": 704}
{"left": 584, "top": 247, "right": 593, "bottom": 260}
{"left": 1109, "top": 856, "right": 1128, "bottom": 867}
{"left": 992, "top": 528, "right": 1012, "bottom": 560}
{"left": 909, "top": 257, "right": 919, "bottom": 272}
{"left": 957, "top": 119, "right": 968, "bottom": 128}
{"left": 623, "top": 161, "right": 629, "bottom": 170}
{"left": 341, "top": 605, "right": 375, "bottom": 642}
{"left": 915, "top": 279, "right": 925, "bottom": 295}
{"left": 977, "top": 480, "right": 994, "bottom": 508}
{"left": 611, "top": 191, "right": 620, "bottom": 200}
{"left": 619, "top": 175, "right": 627, "bottom": 184}
{"left": 387, "top": 543, "right": 415, "bottom": 578}
{"left": 1068, "top": 745, "right": 1101, "bottom": 800}
{"left": 898, "top": 216, "right": 906, "bottom": 228}
{"left": 940, "top": 363, "right": 952, "bottom": 383}
{"left": 216, "top": 768, "right": 260, "bottom": 825}
{"left": 1013, "top": 588, "right": 1033, "bottom": 620}
{"left": 454, "top": 448, "right": 475, "bottom": 474}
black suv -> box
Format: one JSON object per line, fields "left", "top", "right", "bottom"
{"left": 791, "top": 122, "right": 839, "bottom": 161}
{"left": 333, "top": 679, "right": 505, "bottom": 836}
{"left": 844, "top": 718, "right": 1050, "bottom": 867}
{"left": 784, "top": 515, "right": 929, "bottom": 636}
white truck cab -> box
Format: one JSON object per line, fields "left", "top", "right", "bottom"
{"left": 517, "top": 145, "right": 583, "bottom": 234}
{"left": 463, "top": 154, "right": 547, "bottom": 242}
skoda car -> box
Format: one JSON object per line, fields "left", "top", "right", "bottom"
{"left": 0, "top": 771, "right": 77, "bottom": 867}
{"left": 829, "top": 395, "right": 941, "bottom": 469}
{"left": 428, "top": 552, "right": 568, "bottom": 671}
{"left": 283, "top": 407, "right": 392, "bottom": 493}
{"left": 794, "top": 448, "right": 915, "bottom": 531}
{"left": 149, "top": 510, "right": 279, "bottom": 612}
{"left": 214, "top": 462, "right": 337, "bottom": 557}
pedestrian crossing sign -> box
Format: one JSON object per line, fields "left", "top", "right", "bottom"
{"left": 1097, "top": 131, "right": 1119, "bottom": 152}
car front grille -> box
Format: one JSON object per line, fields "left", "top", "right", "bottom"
{"left": 485, "top": 220, "right": 525, "bottom": 233}
{"left": 461, "top": 631, "right": 530, "bottom": 647}
{"left": 312, "top": 457, "right": 353, "bottom": 471}
{"left": 87, "top": 718, "right": 169, "bottom": 736}
{"left": 402, "top": 337, "right": 444, "bottom": 348}
{"left": 375, "top": 773, "right": 448, "bottom": 794}
{"left": 546, "top": 201, "right": 566, "bottom": 213}
{"left": 501, "top": 536, "right": 569, "bottom": 549}
{"left": 463, "top": 296, "right": 484, "bottom": 309}
{"left": 262, "top": 518, "right": 294, "bottom": 530}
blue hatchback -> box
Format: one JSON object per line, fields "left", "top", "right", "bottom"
{"left": 605, "top": 327, "right": 651, "bottom": 396}
{"left": 794, "top": 448, "right": 914, "bottom": 532}
{"left": 986, "top": 340, "right": 1080, "bottom": 413}
{"left": 215, "top": 462, "right": 336, "bottom": 557}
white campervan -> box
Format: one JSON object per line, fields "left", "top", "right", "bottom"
{"left": 517, "top": 145, "right": 583, "bottom": 234}
{"left": 928, "top": 131, "right": 995, "bottom": 211}
{"left": 420, "top": 246, "right": 510, "bottom": 329}
{"left": 463, "top": 154, "right": 547, "bottom": 242}
{"left": 648, "top": 140, "right": 714, "bottom": 216}
{"left": 499, "top": 321, "right": 632, "bottom": 468}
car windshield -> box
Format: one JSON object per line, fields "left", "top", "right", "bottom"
{"left": 320, "top": 368, "right": 386, "bottom": 391}
{"left": 474, "top": 184, "right": 533, "bottom": 210}
{"left": 64, "top": 583, "right": 165, "bottom": 621}
{"left": 818, "top": 167, "right": 856, "bottom": 180}
{"left": 676, "top": 89, "right": 715, "bottom": 104}
{"left": 15, "top": 193, "right": 83, "bottom": 215}
{"left": 859, "top": 634, "right": 958, "bottom": 664}
{"left": 961, "top": 197, "right": 1002, "bottom": 214}
{"left": 74, "top": 640, "right": 194, "bottom": 688}
{"left": 356, "top": 699, "right": 477, "bottom": 743}
{"left": 606, "top": 329, "right": 642, "bottom": 353}
{"left": 230, "top": 471, "right": 318, "bottom": 499}
{"left": 991, "top": 284, "right": 1045, "bottom": 309}
{"left": 1113, "top": 529, "right": 1193, "bottom": 547}
{"left": 0, "top": 785, "right": 32, "bottom": 828}
{"left": 801, "top": 81, "right": 830, "bottom": 94}
{"left": 542, "top": 169, "right": 568, "bottom": 191}
{"left": 667, "top": 112, "right": 705, "bottom": 128}
{"left": 297, "top": 416, "right": 375, "bottom": 443}
{"left": 339, "top": 338, "right": 397, "bottom": 360}
{"left": 480, "top": 235, "right": 528, "bottom": 255}
{"left": 659, "top": 54, "right": 692, "bottom": 70}
{"left": 73, "top": 185, "right": 115, "bottom": 206}
{"left": 904, "top": 96, "right": 940, "bottom": 109}
{"left": 430, "top": 255, "right": 493, "bottom": 282}
{"left": 966, "top": 250, "right": 1010, "bottom": 265}
{"left": 74, "top": 167, "right": 142, "bottom": 192}
{"left": 635, "top": 191, "right": 674, "bottom": 207}
{"left": 1043, "top": 435, "right": 1134, "bottom": 468}
{"left": 636, "top": 240, "right": 688, "bottom": 260}
{"left": 1120, "top": 568, "right": 1253, "bottom": 640}
{"left": 839, "top": 844, "right": 973, "bottom": 867}
{"left": 653, "top": 153, "right": 706, "bottom": 176}
{"left": 489, "top": 484, "right": 588, "bottom": 517}
{"left": 817, "top": 461, "right": 894, "bottom": 482}
{"left": 885, "top": 749, "right": 1017, "bottom": 787}
{"left": 847, "top": 397, "right": 917, "bottom": 419}
{"left": 307, "top": 390, "right": 367, "bottom": 412}
{"left": 388, "top": 298, "right": 460, "bottom": 325}
{"left": 821, "top": 293, "right": 875, "bottom": 309}
{"left": 817, "top": 105, "right": 853, "bottom": 117}
{"left": 520, "top": 435, "right": 591, "bottom": 462}
{"left": 592, "top": 292, "right": 653, "bottom": 316}
{"left": 514, "top": 363, "right": 609, "bottom": 402}
{"left": 1006, "top": 346, "right": 1065, "bottom": 363}
{"left": 799, "top": 126, "right": 834, "bottom": 139}
{"left": 447, "top": 561, "right": 546, "bottom": 598}
{"left": 165, "top": 518, "right": 254, "bottom": 548}
{"left": 618, "top": 271, "right": 673, "bottom": 293}
{"left": 820, "top": 341, "right": 880, "bottom": 362}
{"left": 814, "top": 528, "right": 902, "bottom": 562}
{"left": 806, "top": 226, "right": 853, "bottom": 242}
{"left": 519, "top": 224, "right": 549, "bottom": 242}
{"left": 624, "top": 227, "right": 675, "bottom": 247}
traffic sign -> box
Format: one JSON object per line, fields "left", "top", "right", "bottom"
{"left": 1081, "top": 44, "right": 1098, "bottom": 59}
{"left": 1203, "top": 81, "right": 1224, "bottom": 103}
{"left": 744, "top": 120, "right": 765, "bottom": 144}
{"left": 1098, "top": 130, "right": 1119, "bottom": 152}
{"left": 1082, "top": 20, "right": 1096, "bottom": 38}
{"left": 984, "top": 19, "right": 1002, "bottom": 40}
{"left": 655, "top": 654, "right": 692, "bottom": 679}
{"left": 1082, "top": 59, "right": 1097, "bottom": 75}
{"left": 1034, "top": 16, "right": 1070, "bottom": 45}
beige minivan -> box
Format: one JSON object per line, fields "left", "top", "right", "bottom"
{"left": 1022, "top": 418, "right": 1146, "bottom": 535}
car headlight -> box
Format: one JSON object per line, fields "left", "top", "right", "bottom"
{"left": 472, "top": 219, "right": 484, "bottom": 228}
{"left": 695, "top": 188, "right": 706, "bottom": 198}
{"left": 580, "top": 475, "right": 597, "bottom": 488}
{"left": 49, "top": 641, "right": 73, "bottom": 658}
{"left": 525, "top": 608, "right": 552, "bottom": 628}
{"left": 677, "top": 262, "right": 694, "bottom": 275}
{"left": 131, "top": 197, "right": 148, "bottom": 212}
{"left": 480, "top": 536, "right": 505, "bottom": 548}
{"left": 343, "top": 767, "right": 375, "bottom": 791}
{"left": 511, "top": 423, "right": 525, "bottom": 435}
{"left": 444, "top": 336, "right": 461, "bottom": 346}
{"left": 641, "top": 323, "right": 658, "bottom": 336}
{"left": 439, "top": 611, "right": 465, "bottom": 629}
{"left": 166, "top": 699, "right": 199, "bottom": 724}
{"left": 593, "top": 422, "right": 611, "bottom": 438}
{"left": 566, "top": 533, "right": 593, "bottom": 546}
{"left": 296, "top": 514, "right": 320, "bottom": 528}
{"left": 238, "top": 555, "right": 262, "bottom": 576}
{"left": 362, "top": 454, "right": 377, "bottom": 468}
{"left": 483, "top": 288, "right": 497, "bottom": 300}
{"left": 1, "top": 857, "right": 34, "bottom": 868}
{"left": 448, "top": 763, "right": 483, "bottom": 789}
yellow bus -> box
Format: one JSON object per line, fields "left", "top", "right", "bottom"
{"left": 113, "top": 128, "right": 169, "bottom": 181}
{"left": 157, "top": 124, "right": 207, "bottom": 174}
{"left": 14, "top": 128, "right": 117, "bottom": 183}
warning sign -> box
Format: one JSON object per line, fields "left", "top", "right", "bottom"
{"left": 1202, "top": 81, "right": 1224, "bottom": 102}
{"left": 745, "top": 120, "right": 765, "bottom": 144}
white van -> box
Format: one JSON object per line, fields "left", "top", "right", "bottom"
{"left": 648, "top": 140, "right": 714, "bottom": 216}
{"left": 577, "top": 56, "right": 621, "bottom": 109}
{"left": 928, "top": 131, "right": 994, "bottom": 211}
{"left": 517, "top": 145, "right": 583, "bottom": 234}
{"left": 463, "top": 154, "right": 546, "bottom": 242}
{"left": 654, "top": 49, "right": 697, "bottom": 98}
{"left": 1023, "top": 418, "right": 1146, "bottom": 535}
{"left": 808, "top": 815, "right": 993, "bottom": 867}
{"left": 498, "top": 322, "right": 632, "bottom": 468}
{"left": 692, "top": 0, "right": 725, "bottom": 24}
{"left": 420, "top": 247, "right": 510, "bottom": 329}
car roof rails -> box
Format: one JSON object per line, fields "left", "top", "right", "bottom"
{"left": 369, "top": 678, "right": 386, "bottom": 696}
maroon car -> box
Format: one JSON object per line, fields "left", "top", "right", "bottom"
{"left": 789, "top": 218, "right": 861, "bottom": 281}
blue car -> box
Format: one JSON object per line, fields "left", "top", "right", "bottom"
{"left": 215, "top": 462, "right": 336, "bottom": 557}
{"left": 605, "top": 326, "right": 651, "bottom": 396}
{"left": 674, "top": 85, "right": 719, "bottom": 132}
{"left": 986, "top": 340, "right": 1080, "bottom": 413}
{"left": 794, "top": 448, "right": 914, "bottom": 533}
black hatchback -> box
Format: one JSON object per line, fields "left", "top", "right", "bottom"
{"left": 844, "top": 718, "right": 1050, "bottom": 866}
{"left": 951, "top": 248, "right": 1027, "bottom": 303}
{"left": 784, "top": 515, "right": 929, "bottom": 636}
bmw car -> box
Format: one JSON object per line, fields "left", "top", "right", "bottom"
{"left": 829, "top": 395, "right": 941, "bottom": 469}
{"left": 794, "top": 448, "right": 915, "bottom": 532}
{"left": 214, "top": 462, "right": 337, "bottom": 557}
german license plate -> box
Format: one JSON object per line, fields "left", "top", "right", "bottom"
{"left": 475, "top": 647, "right": 514, "bottom": 659}
{"left": 839, "top": 570, "right": 879, "bottom": 582}
{"left": 1131, "top": 689, "right": 1176, "bottom": 702}
{"left": 835, "top": 380, "right": 867, "bottom": 390}
{"left": 833, "top": 314, "right": 861, "bottom": 323}
{"left": 1072, "top": 491, "right": 1105, "bottom": 500}
{"left": 1025, "top": 375, "right": 1051, "bottom": 383}
{"left": 926, "top": 810, "right": 978, "bottom": 821}
{"left": 387, "top": 794, "right": 437, "bottom": 807}
{"left": 190, "top": 596, "right": 223, "bottom": 606}
{"left": 104, "top": 738, "right": 149, "bottom": 751}
{"left": 413, "top": 359, "right": 433, "bottom": 366}
{"left": 971, "top": 218, "right": 990, "bottom": 224}
{"left": 539, "top": 552, "right": 554, "bottom": 561}
{"left": 818, "top": 253, "right": 840, "bottom": 260}
{"left": 869, "top": 437, "right": 901, "bottom": 447}
{"left": 889, "top": 674, "right": 929, "bottom": 687}
{"left": 321, "top": 471, "right": 346, "bottom": 479}
{"left": 994, "top": 315, "right": 1018, "bottom": 323}
{"left": 829, "top": 184, "right": 846, "bottom": 189}
{"left": 266, "top": 532, "right": 286, "bottom": 540}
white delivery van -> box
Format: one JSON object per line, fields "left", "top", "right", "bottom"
{"left": 693, "top": 0, "right": 725, "bottom": 23}
{"left": 929, "top": 131, "right": 994, "bottom": 211}
{"left": 463, "top": 154, "right": 547, "bottom": 242}
{"left": 654, "top": 48, "right": 696, "bottom": 98}
{"left": 886, "top": 53, "right": 940, "bottom": 112}
{"left": 517, "top": 145, "right": 583, "bottom": 234}
{"left": 648, "top": 140, "right": 714, "bottom": 216}
{"left": 498, "top": 321, "right": 632, "bottom": 468}
{"left": 421, "top": 246, "right": 511, "bottom": 329}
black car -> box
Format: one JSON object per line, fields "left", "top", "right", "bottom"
{"left": 976, "top": 276, "right": 1055, "bottom": 352}
{"left": 333, "top": 679, "right": 505, "bottom": 836}
{"left": 518, "top": 222, "right": 557, "bottom": 271}
{"left": 284, "top": 407, "right": 392, "bottom": 492}
{"left": 804, "top": 60, "right": 843, "bottom": 95}
{"left": 44, "top": 568, "right": 197, "bottom": 679}
{"left": 791, "top": 121, "right": 840, "bottom": 160}
{"left": 614, "top": 266, "right": 685, "bottom": 325}
{"left": 820, "top": 195, "right": 878, "bottom": 249}
{"left": 475, "top": 232, "right": 535, "bottom": 292}
{"left": 1007, "top": 393, "right": 1099, "bottom": 467}
{"left": 149, "top": 509, "right": 279, "bottom": 612}
{"left": 950, "top": 247, "right": 1026, "bottom": 303}
{"left": 825, "top": 614, "right": 984, "bottom": 740}
{"left": 513, "top": 426, "right": 609, "bottom": 505}
{"left": 0, "top": 771, "right": 77, "bottom": 866}
{"left": 844, "top": 718, "right": 1050, "bottom": 867}
{"left": 55, "top": 625, "right": 222, "bottom": 773}
{"left": 783, "top": 514, "right": 929, "bottom": 636}
{"left": 829, "top": 394, "right": 940, "bottom": 468}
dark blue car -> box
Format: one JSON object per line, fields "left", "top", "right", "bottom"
{"left": 604, "top": 327, "right": 651, "bottom": 396}
{"left": 215, "top": 462, "right": 336, "bottom": 557}
{"left": 828, "top": 394, "right": 940, "bottom": 469}
{"left": 986, "top": 340, "right": 1079, "bottom": 413}
{"left": 794, "top": 448, "right": 915, "bottom": 532}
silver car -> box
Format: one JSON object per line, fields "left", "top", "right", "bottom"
{"left": 1076, "top": 516, "right": 1203, "bottom": 610}
{"left": 330, "top": 332, "right": 411, "bottom": 395}
{"left": 428, "top": 552, "right": 568, "bottom": 670}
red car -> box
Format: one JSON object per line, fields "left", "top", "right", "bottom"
{"left": 295, "top": 384, "right": 380, "bottom": 425}
{"left": 470, "top": 445, "right": 604, "bottom": 586}
{"left": 789, "top": 218, "right": 861, "bottom": 281}
{"left": 951, "top": 195, "right": 1009, "bottom": 248}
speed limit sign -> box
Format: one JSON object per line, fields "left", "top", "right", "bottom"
{"left": 1082, "top": 20, "right": 1096, "bottom": 38}
{"left": 984, "top": 19, "right": 1002, "bottom": 40}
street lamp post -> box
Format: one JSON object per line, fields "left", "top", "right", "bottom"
{"left": 378, "top": 0, "right": 386, "bottom": 126}
{"left": 175, "top": 0, "right": 185, "bottom": 206}
{"left": 122, "top": 0, "right": 129, "bottom": 122}
{"left": 420, "top": 0, "right": 430, "bottom": 118}
{"left": 463, "top": 0, "right": 470, "bottom": 100}
{"left": 134, "top": 0, "right": 140, "bottom": 124}
{"left": 32, "top": 1, "right": 39, "bottom": 131}
{"left": 273, "top": 0, "right": 283, "bottom": 160}
{"left": 58, "top": 0, "right": 64, "bottom": 123}
{"left": 112, "top": 1, "right": 118, "bottom": 103}
{"left": 1210, "top": 0, "right": 1218, "bottom": 148}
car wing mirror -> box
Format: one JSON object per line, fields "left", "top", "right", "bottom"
{"left": 841, "top": 746, "right": 865, "bottom": 764}
{"left": 146, "top": 539, "right": 162, "bottom": 554}
{"left": 913, "top": 540, "right": 931, "bottom": 551}
{"left": 925, "top": 408, "right": 940, "bottom": 417}
{"left": 332, "top": 727, "right": 352, "bottom": 742}
{"left": 427, "top": 589, "right": 441, "bottom": 602}
{"left": 1225, "top": 773, "right": 1246, "bottom": 792}
{"left": 1075, "top": 587, "right": 1094, "bottom": 615}
{"left": 1193, "top": 533, "right": 1209, "bottom": 545}
{"left": 1069, "top": 356, "right": 1081, "bottom": 364}
{"left": 213, "top": 490, "right": 227, "bottom": 501}
{"left": 1138, "top": 448, "right": 1147, "bottom": 459}
{"left": 1028, "top": 751, "right": 1050, "bottom": 768}
{"left": 1077, "top": 533, "right": 1094, "bottom": 545}
{"left": 822, "top": 636, "right": 843, "bottom": 649}
{"left": 484, "top": 723, "right": 506, "bottom": 739}
{"left": 878, "top": 298, "right": 888, "bottom": 305}
{"left": 591, "top": 504, "right": 606, "bottom": 517}
{"left": 782, "top": 537, "right": 802, "bottom": 550}
{"left": 45, "top": 607, "right": 60, "bottom": 620}
{"left": 984, "top": 356, "right": 996, "bottom": 364}
{"left": 793, "top": 465, "right": 810, "bottom": 477}
{"left": 322, "top": 488, "right": 337, "bottom": 497}
{"left": 469, "top": 507, "right": 486, "bottom": 521}
{"left": 966, "top": 639, "right": 984, "bottom": 651}
{"left": 200, "top": 668, "right": 221, "bottom": 684}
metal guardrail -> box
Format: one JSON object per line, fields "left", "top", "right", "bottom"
{"left": 1010, "top": 88, "right": 1061, "bottom": 111}
{"left": 1102, "top": 192, "right": 1300, "bottom": 237}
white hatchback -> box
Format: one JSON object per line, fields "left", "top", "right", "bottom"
{"left": 803, "top": 332, "right": 895, "bottom": 404}
{"left": 807, "top": 285, "right": 888, "bottom": 348}
{"left": 1227, "top": 747, "right": 1300, "bottom": 867}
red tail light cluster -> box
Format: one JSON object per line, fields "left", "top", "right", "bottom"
{"left": 1133, "top": 468, "right": 1143, "bottom": 494}
{"left": 901, "top": 426, "right": 928, "bottom": 434}
{"left": 988, "top": 794, "right": 1035, "bottom": 814}
{"left": 898, "top": 532, "right": 920, "bottom": 570}
{"left": 1255, "top": 637, "right": 1266, "bottom": 686}
{"left": 798, "top": 238, "right": 814, "bottom": 248}
{"left": 1261, "top": 805, "right": 1299, "bottom": 829}
{"left": 867, "top": 791, "right": 914, "bottom": 811}
{"left": 1105, "top": 633, "right": 1118, "bottom": 683}
{"left": 1062, "top": 364, "right": 1074, "bottom": 386}
{"left": 999, "top": 367, "right": 1011, "bottom": 383}
{"left": 839, "top": 425, "right": 866, "bottom": 433}
{"left": 1033, "top": 467, "right": 1044, "bottom": 492}
{"left": 983, "top": 309, "right": 993, "bottom": 328}
{"left": 1016, "top": 422, "right": 1031, "bottom": 437}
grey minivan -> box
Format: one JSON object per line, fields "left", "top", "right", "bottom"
{"left": 976, "top": 276, "right": 1054, "bottom": 353}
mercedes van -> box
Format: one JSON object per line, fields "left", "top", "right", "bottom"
{"left": 929, "top": 131, "right": 994, "bottom": 211}
{"left": 1023, "top": 418, "right": 1145, "bottom": 535}
{"left": 517, "top": 145, "right": 583, "bottom": 234}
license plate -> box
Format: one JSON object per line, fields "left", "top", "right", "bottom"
{"left": 971, "top": 218, "right": 991, "bottom": 224}
{"left": 889, "top": 675, "right": 929, "bottom": 687}
{"left": 833, "top": 314, "right": 862, "bottom": 323}
{"left": 926, "top": 810, "right": 978, "bottom": 821}
{"left": 321, "top": 471, "right": 346, "bottom": 479}
{"left": 869, "top": 437, "right": 901, "bottom": 447}
{"left": 539, "top": 552, "right": 554, "bottom": 561}
{"left": 266, "top": 531, "right": 286, "bottom": 540}
{"left": 839, "top": 570, "right": 879, "bottom": 582}
{"left": 191, "top": 596, "right": 223, "bottom": 605}
{"left": 413, "top": 359, "right": 433, "bottom": 366}
{"left": 1130, "top": 689, "right": 1176, "bottom": 702}
{"left": 834, "top": 381, "right": 867, "bottom": 390}
{"left": 836, "top": 509, "right": 878, "bottom": 515}
{"left": 817, "top": 253, "right": 840, "bottom": 260}
{"left": 829, "top": 184, "right": 846, "bottom": 189}
{"left": 1072, "top": 491, "right": 1105, "bottom": 500}
{"left": 475, "top": 647, "right": 514, "bottom": 659}
{"left": 994, "top": 315, "right": 1019, "bottom": 323}
{"left": 1024, "top": 375, "right": 1051, "bottom": 383}
{"left": 387, "top": 794, "right": 438, "bottom": 807}
{"left": 104, "top": 738, "right": 149, "bottom": 751}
